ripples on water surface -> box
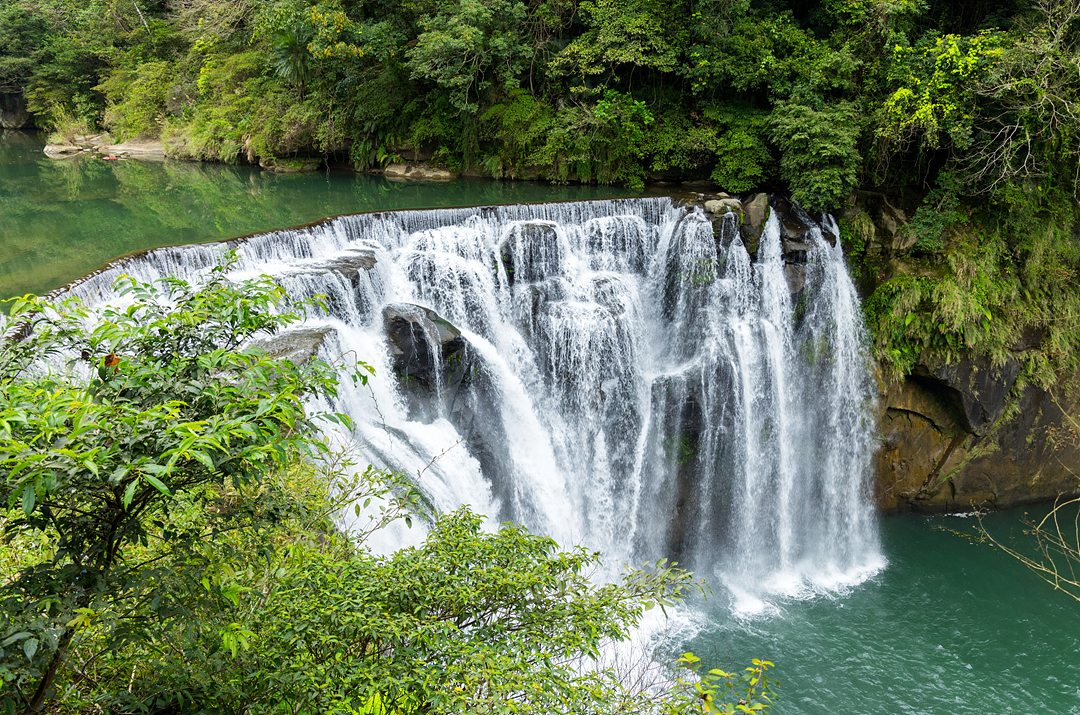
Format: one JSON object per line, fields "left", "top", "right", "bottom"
{"left": 686, "top": 508, "right": 1080, "bottom": 714}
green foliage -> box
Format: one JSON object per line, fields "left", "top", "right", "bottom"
{"left": 3, "top": 0, "right": 1078, "bottom": 384}
{"left": 480, "top": 88, "right": 554, "bottom": 177}
{"left": 667, "top": 654, "right": 777, "bottom": 715}
{"left": 552, "top": 0, "right": 684, "bottom": 84}
{"left": 864, "top": 198, "right": 1080, "bottom": 386}
{"left": 879, "top": 30, "right": 1004, "bottom": 152}
{"left": 98, "top": 61, "right": 176, "bottom": 140}
{"left": 270, "top": 19, "right": 316, "bottom": 95}
{"left": 0, "top": 253, "right": 357, "bottom": 710}
{"left": 705, "top": 105, "right": 772, "bottom": 193}
{"left": 770, "top": 98, "right": 863, "bottom": 212}
{"left": 900, "top": 170, "right": 967, "bottom": 253}
{"left": 533, "top": 90, "right": 654, "bottom": 187}
{"left": 407, "top": 0, "right": 532, "bottom": 113}
{"left": 0, "top": 4, "right": 50, "bottom": 95}
{"left": 238, "top": 510, "right": 703, "bottom": 713}
{"left": 0, "top": 262, "right": 778, "bottom": 714}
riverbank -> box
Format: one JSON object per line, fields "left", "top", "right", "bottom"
{"left": 10, "top": 126, "right": 1080, "bottom": 516}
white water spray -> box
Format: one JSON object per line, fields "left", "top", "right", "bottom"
{"left": 57, "top": 197, "right": 883, "bottom": 607}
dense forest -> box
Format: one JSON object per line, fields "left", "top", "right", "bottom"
{"left": 2, "top": 1, "right": 1080, "bottom": 710}
{"left": 2, "top": 0, "right": 1080, "bottom": 387}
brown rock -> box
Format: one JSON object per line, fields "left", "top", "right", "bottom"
{"left": 383, "top": 163, "right": 460, "bottom": 181}
{"left": 704, "top": 198, "right": 743, "bottom": 215}
{"left": 743, "top": 193, "right": 769, "bottom": 229}
{"left": 874, "top": 364, "right": 1080, "bottom": 513}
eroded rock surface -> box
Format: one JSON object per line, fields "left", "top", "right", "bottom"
{"left": 383, "top": 163, "right": 460, "bottom": 181}
{"left": 874, "top": 360, "right": 1080, "bottom": 513}
{"left": 253, "top": 326, "right": 336, "bottom": 366}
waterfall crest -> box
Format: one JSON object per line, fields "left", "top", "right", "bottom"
{"left": 58, "top": 197, "right": 883, "bottom": 606}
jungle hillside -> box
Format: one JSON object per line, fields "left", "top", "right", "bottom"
{"left": 3, "top": 0, "right": 1080, "bottom": 387}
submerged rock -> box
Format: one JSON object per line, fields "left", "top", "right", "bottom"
{"left": 383, "top": 163, "right": 460, "bottom": 181}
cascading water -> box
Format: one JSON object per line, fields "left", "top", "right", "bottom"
{"left": 56, "top": 197, "right": 883, "bottom": 607}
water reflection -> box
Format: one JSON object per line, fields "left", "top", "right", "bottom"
{"left": 0, "top": 130, "right": 640, "bottom": 299}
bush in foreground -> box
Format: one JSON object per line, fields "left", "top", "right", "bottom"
{"left": 0, "top": 256, "right": 774, "bottom": 714}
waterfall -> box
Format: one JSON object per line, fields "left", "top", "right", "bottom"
{"left": 56, "top": 197, "right": 883, "bottom": 607}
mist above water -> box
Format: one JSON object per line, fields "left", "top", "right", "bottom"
{"left": 60, "top": 197, "right": 883, "bottom": 608}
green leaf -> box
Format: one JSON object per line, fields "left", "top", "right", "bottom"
{"left": 191, "top": 450, "right": 215, "bottom": 470}
{"left": 23, "top": 637, "right": 38, "bottom": 662}
{"left": 143, "top": 473, "right": 171, "bottom": 496}
{"left": 123, "top": 480, "right": 138, "bottom": 509}
{"left": 21, "top": 485, "right": 35, "bottom": 515}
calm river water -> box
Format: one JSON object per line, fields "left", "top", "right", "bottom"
{"left": 3, "top": 129, "right": 1077, "bottom": 713}
{"left": 0, "top": 130, "right": 636, "bottom": 300}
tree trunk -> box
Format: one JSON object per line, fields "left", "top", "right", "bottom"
{"left": 27, "top": 629, "right": 73, "bottom": 712}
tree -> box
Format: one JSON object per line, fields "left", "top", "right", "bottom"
{"left": 0, "top": 253, "right": 355, "bottom": 711}
{"left": 406, "top": 0, "right": 532, "bottom": 113}
{"left": 233, "top": 509, "right": 706, "bottom": 714}
{"left": 549, "top": 0, "right": 684, "bottom": 89}
{"left": 271, "top": 20, "right": 316, "bottom": 98}
{"left": 770, "top": 96, "right": 864, "bottom": 212}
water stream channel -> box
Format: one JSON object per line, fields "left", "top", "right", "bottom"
{"left": 3, "top": 130, "right": 1078, "bottom": 713}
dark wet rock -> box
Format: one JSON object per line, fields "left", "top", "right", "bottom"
{"left": 380, "top": 303, "right": 519, "bottom": 521}
{"left": 43, "top": 143, "right": 82, "bottom": 157}
{"left": 1, "top": 95, "right": 33, "bottom": 129}
{"left": 784, "top": 264, "right": 806, "bottom": 295}
{"left": 311, "top": 248, "right": 378, "bottom": 279}
{"left": 499, "top": 221, "right": 562, "bottom": 286}
{"left": 782, "top": 239, "right": 814, "bottom": 264}
{"left": 912, "top": 356, "right": 1022, "bottom": 436}
{"left": 384, "top": 303, "right": 470, "bottom": 395}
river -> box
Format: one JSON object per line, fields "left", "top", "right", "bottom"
{"left": 3, "top": 129, "right": 1078, "bottom": 714}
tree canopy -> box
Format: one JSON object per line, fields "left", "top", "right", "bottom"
{"left": 3, "top": 0, "right": 1077, "bottom": 210}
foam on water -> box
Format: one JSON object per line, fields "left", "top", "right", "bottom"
{"left": 56, "top": 197, "right": 884, "bottom": 611}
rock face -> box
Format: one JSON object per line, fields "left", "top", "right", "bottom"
{"left": 875, "top": 357, "right": 1080, "bottom": 513}
{"left": 383, "top": 163, "right": 460, "bottom": 181}
{"left": 383, "top": 303, "right": 472, "bottom": 403}
{"left": 704, "top": 198, "right": 743, "bottom": 215}
{"left": 381, "top": 302, "right": 522, "bottom": 517}
{"left": 42, "top": 134, "right": 166, "bottom": 161}
{"left": 740, "top": 192, "right": 770, "bottom": 246}
{"left": 844, "top": 191, "right": 914, "bottom": 254}
{"left": 0, "top": 95, "right": 33, "bottom": 129}
{"left": 253, "top": 326, "right": 336, "bottom": 366}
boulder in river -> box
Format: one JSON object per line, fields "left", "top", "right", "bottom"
{"left": 383, "top": 303, "right": 471, "bottom": 399}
